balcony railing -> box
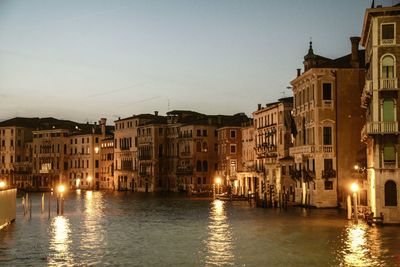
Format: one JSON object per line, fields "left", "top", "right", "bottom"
{"left": 380, "top": 78, "right": 398, "bottom": 90}
{"left": 381, "top": 39, "right": 395, "bottom": 45}
{"left": 289, "top": 145, "right": 315, "bottom": 155}
{"left": 362, "top": 121, "right": 398, "bottom": 135}
{"left": 322, "top": 169, "right": 336, "bottom": 179}
{"left": 176, "top": 165, "right": 193, "bottom": 176}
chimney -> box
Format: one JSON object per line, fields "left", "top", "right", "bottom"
{"left": 350, "top": 36, "right": 361, "bottom": 68}
{"left": 99, "top": 118, "right": 107, "bottom": 138}
{"left": 257, "top": 104, "right": 262, "bottom": 110}
{"left": 297, "top": 68, "right": 301, "bottom": 77}
{"left": 154, "top": 111, "right": 158, "bottom": 116}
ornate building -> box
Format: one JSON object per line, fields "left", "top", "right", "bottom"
{"left": 361, "top": 3, "right": 400, "bottom": 223}
{"left": 290, "top": 40, "right": 366, "bottom": 208}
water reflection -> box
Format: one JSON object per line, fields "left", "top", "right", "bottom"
{"left": 80, "top": 191, "right": 106, "bottom": 264}
{"left": 49, "top": 216, "right": 74, "bottom": 266}
{"left": 341, "top": 223, "right": 383, "bottom": 267}
{"left": 204, "top": 200, "right": 235, "bottom": 266}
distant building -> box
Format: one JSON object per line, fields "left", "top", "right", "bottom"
{"left": 361, "top": 4, "right": 400, "bottom": 223}
{"left": 290, "top": 40, "right": 366, "bottom": 208}
{"left": 236, "top": 120, "right": 255, "bottom": 196}
{"left": 251, "top": 98, "right": 295, "bottom": 204}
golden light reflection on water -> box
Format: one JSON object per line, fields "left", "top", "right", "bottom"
{"left": 49, "top": 216, "right": 74, "bottom": 266}
{"left": 342, "top": 223, "right": 383, "bottom": 267}
{"left": 82, "top": 191, "right": 106, "bottom": 255}
{"left": 205, "top": 200, "right": 235, "bottom": 266}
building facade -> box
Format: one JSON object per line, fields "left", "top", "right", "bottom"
{"left": 290, "top": 40, "right": 366, "bottom": 208}
{"left": 361, "top": 4, "right": 400, "bottom": 223}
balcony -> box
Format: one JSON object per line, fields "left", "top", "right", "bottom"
{"left": 176, "top": 165, "right": 193, "bottom": 176}
{"left": 381, "top": 38, "right": 395, "bottom": 45}
{"left": 380, "top": 78, "right": 398, "bottom": 91}
{"left": 322, "top": 169, "right": 336, "bottom": 179}
{"left": 362, "top": 121, "right": 398, "bottom": 137}
{"left": 289, "top": 145, "right": 315, "bottom": 155}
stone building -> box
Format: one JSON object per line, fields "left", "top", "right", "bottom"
{"left": 0, "top": 119, "right": 35, "bottom": 188}
{"left": 114, "top": 114, "right": 158, "bottom": 191}
{"left": 290, "top": 40, "right": 366, "bottom": 208}
{"left": 100, "top": 136, "right": 114, "bottom": 190}
{"left": 217, "top": 126, "right": 243, "bottom": 194}
{"left": 236, "top": 121, "right": 256, "bottom": 196}
{"left": 137, "top": 115, "right": 168, "bottom": 192}
{"left": 251, "top": 98, "right": 295, "bottom": 204}
{"left": 67, "top": 131, "right": 102, "bottom": 190}
{"left": 361, "top": 3, "right": 400, "bottom": 223}
{"left": 32, "top": 128, "right": 70, "bottom": 190}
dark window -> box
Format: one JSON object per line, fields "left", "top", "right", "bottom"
{"left": 95, "top": 160, "right": 99, "bottom": 168}
{"left": 230, "top": 145, "right": 236, "bottom": 154}
{"left": 385, "top": 180, "right": 397, "bottom": 206}
{"left": 382, "top": 24, "right": 395, "bottom": 40}
{"left": 196, "top": 161, "right": 202, "bottom": 172}
{"left": 281, "top": 166, "right": 286, "bottom": 175}
{"left": 323, "top": 127, "right": 332, "bottom": 145}
{"left": 197, "top": 130, "right": 201, "bottom": 136}
{"left": 202, "top": 161, "right": 208, "bottom": 171}
{"left": 230, "top": 130, "right": 236, "bottom": 138}
{"left": 324, "top": 181, "right": 333, "bottom": 190}
{"left": 197, "top": 177, "right": 201, "bottom": 184}
{"left": 322, "top": 83, "right": 332, "bottom": 100}
{"left": 203, "top": 177, "right": 206, "bottom": 184}
{"left": 324, "top": 159, "right": 333, "bottom": 170}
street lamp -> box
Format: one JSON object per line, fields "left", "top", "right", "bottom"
{"left": 351, "top": 182, "right": 359, "bottom": 223}
{"left": 0, "top": 181, "right": 6, "bottom": 189}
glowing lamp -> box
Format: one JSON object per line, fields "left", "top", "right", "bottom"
{"left": 58, "top": 185, "right": 65, "bottom": 193}
{"left": 350, "top": 183, "right": 359, "bottom": 193}
{"left": 215, "top": 177, "right": 221, "bottom": 185}
{"left": 0, "top": 181, "right": 6, "bottom": 188}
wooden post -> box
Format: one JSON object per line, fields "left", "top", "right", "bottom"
{"left": 347, "top": 194, "right": 352, "bottom": 220}
{"left": 48, "top": 197, "right": 51, "bottom": 219}
{"left": 29, "top": 197, "right": 32, "bottom": 220}
{"left": 41, "top": 193, "right": 45, "bottom": 213}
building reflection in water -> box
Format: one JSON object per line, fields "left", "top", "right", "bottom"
{"left": 49, "top": 216, "right": 74, "bottom": 266}
{"left": 342, "top": 223, "right": 383, "bottom": 267}
{"left": 81, "top": 191, "right": 106, "bottom": 261}
{"left": 204, "top": 199, "right": 235, "bottom": 266}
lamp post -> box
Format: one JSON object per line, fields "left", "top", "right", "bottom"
{"left": 351, "top": 182, "right": 359, "bottom": 223}
{"left": 0, "top": 181, "right": 6, "bottom": 189}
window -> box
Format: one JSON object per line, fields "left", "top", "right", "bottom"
{"left": 324, "top": 159, "right": 333, "bottom": 170}
{"left": 322, "top": 83, "right": 332, "bottom": 100}
{"left": 323, "top": 127, "right": 332, "bottom": 145}
{"left": 230, "top": 130, "right": 236, "bottom": 139}
{"left": 324, "top": 181, "right": 333, "bottom": 190}
{"left": 196, "top": 161, "right": 202, "bottom": 172}
{"left": 384, "top": 180, "right": 397, "bottom": 206}
{"left": 202, "top": 161, "right": 208, "bottom": 171}
{"left": 381, "top": 23, "right": 395, "bottom": 44}
{"left": 383, "top": 99, "right": 395, "bottom": 121}
{"left": 196, "top": 142, "right": 202, "bottom": 152}
{"left": 281, "top": 166, "right": 286, "bottom": 175}
{"left": 197, "top": 130, "right": 201, "bottom": 136}
{"left": 230, "top": 144, "right": 236, "bottom": 154}
{"left": 383, "top": 141, "right": 396, "bottom": 162}
{"left": 382, "top": 55, "right": 395, "bottom": 78}
{"left": 203, "top": 130, "right": 208, "bottom": 136}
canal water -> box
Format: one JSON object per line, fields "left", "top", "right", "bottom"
{"left": 0, "top": 191, "right": 399, "bottom": 267}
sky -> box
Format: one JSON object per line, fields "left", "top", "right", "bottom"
{"left": 0, "top": 0, "right": 384, "bottom": 123}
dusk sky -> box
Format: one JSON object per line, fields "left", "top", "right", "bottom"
{"left": 0, "top": 0, "right": 378, "bottom": 123}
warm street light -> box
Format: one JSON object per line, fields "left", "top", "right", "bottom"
{"left": 215, "top": 177, "right": 221, "bottom": 185}
{"left": 351, "top": 182, "right": 359, "bottom": 193}
{"left": 354, "top": 164, "right": 359, "bottom": 171}
{"left": 0, "top": 181, "right": 6, "bottom": 189}
{"left": 58, "top": 184, "right": 65, "bottom": 194}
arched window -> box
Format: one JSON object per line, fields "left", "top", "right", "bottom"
{"left": 202, "top": 142, "right": 208, "bottom": 152}
{"left": 202, "top": 161, "right": 208, "bottom": 172}
{"left": 382, "top": 55, "right": 395, "bottom": 78}
{"left": 385, "top": 180, "right": 397, "bottom": 206}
